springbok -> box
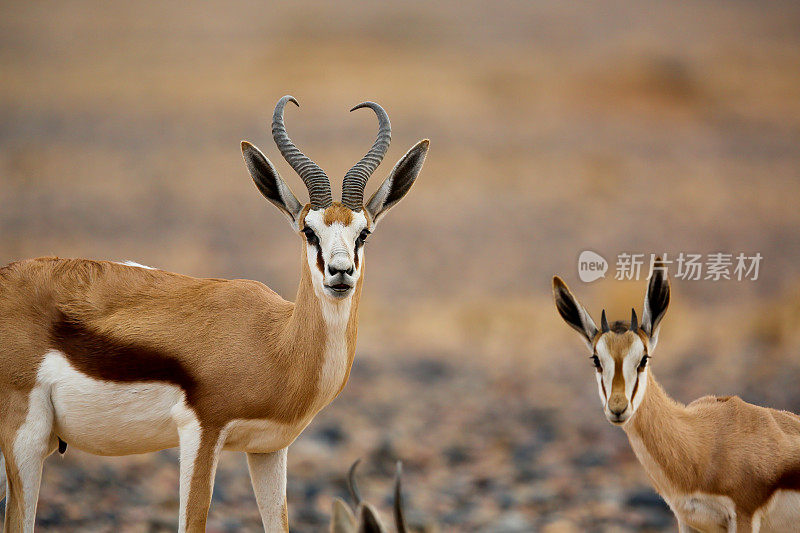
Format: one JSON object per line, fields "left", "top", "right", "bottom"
{"left": 552, "top": 261, "right": 800, "bottom": 532}
{"left": 330, "top": 460, "right": 408, "bottom": 533}
{"left": 0, "top": 95, "right": 429, "bottom": 532}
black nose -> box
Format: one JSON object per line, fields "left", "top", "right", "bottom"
{"left": 328, "top": 264, "right": 354, "bottom": 277}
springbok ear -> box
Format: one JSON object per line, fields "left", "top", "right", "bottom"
{"left": 642, "top": 259, "right": 670, "bottom": 350}
{"left": 357, "top": 503, "right": 386, "bottom": 533}
{"left": 365, "top": 139, "right": 429, "bottom": 226}
{"left": 241, "top": 141, "right": 303, "bottom": 226}
{"left": 331, "top": 497, "right": 357, "bottom": 533}
{"left": 553, "top": 276, "right": 599, "bottom": 350}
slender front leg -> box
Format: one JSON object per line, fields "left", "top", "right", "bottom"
{"left": 247, "top": 448, "right": 288, "bottom": 532}
{"left": 176, "top": 419, "right": 226, "bottom": 533}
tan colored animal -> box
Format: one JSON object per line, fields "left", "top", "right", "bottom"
{"left": 330, "top": 460, "right": 408, "bottom": 533}
{"left": 0, "top": 95, "right": 429, "bottom": 532}
{"left": 553, "top": 262, "right": 800, "bottom": 532}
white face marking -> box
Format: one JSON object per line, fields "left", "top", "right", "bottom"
{"left": 594, "top": 334, "right": 649, "bottom": 425}
{"left": 302, "top": 209, "right": 369, "bottom": 302}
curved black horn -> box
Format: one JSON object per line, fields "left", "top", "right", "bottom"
{"left": 630, "top": 308, "right": 639, "bottom": 331}
{"left": 347, "top": 459, "right": 362, "bottom": 506}
{"left": 394, "top": 461, "right": 408, "bottom": 533}
{"left": 341, "top": 101, "right": 391, "bottom": 210}
{"left": 272, "top": 95, "right": 332, "bottom": 209}
{"left": 601, "top": 309, "right": 610, "bottom": 333}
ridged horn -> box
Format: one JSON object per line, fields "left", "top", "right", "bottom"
{"left": 341, "top": 101, "right": 391, "bottom": 210}
{"left": 271, "top": 95, "right": 332, "bottom": 209}
{"left": 601, "top": 309, "right": 610, "bottom": 333}
{"left": 630, "top": 308, "right": 639, "bottom": 331}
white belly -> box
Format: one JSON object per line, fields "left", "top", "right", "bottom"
{"left": 37, "top": 351, "right": 313, "bottom": 456}
{"left": 756, "top": 490, "right": 800, "bottom": 532}
{"left": 40, "top": 351, "right": 182, "bottom": 455}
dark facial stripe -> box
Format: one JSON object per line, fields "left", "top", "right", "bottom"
{"left": 630, "top": 372, "right": 641, "bottom": 402}
{"left": 50, "top": 312, "right": 198, "bottom": 402}
{"left": 315, "top": 244, "right": 325, "bottom": 274}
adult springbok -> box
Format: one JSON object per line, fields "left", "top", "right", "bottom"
{"left": 0, "top": 95, "right": 429, "bottom": 532}
{"left": 553, "top": 261, "right": 800, "bottom": 532}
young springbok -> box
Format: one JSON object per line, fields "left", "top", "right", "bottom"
{"left": 0, "top": 95, "right": 429, "bottom": 532}
{"left": 553, "top": 262, "right": 800, "bottom": 532}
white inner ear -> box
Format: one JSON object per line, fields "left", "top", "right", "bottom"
{"left": 276, "top": 179, "right": 303, "bottom": 225}
{"left": 365, "top": 177, "right": 392, "bottom": 225}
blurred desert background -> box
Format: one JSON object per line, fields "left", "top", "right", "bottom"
{"left": 2, "top": 1, "right": 800, "bottom": 531}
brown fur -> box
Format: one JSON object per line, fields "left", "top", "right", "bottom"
{"left": 323, "top": 203, "right": 354, "bottom": 226}
{"left": 0, "top": 254, "right": 360, "bottom": 427}
{"left": 627, "top": 371, "right": 800, "bottom": 519}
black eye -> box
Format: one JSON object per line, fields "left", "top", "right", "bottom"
{"left": 591, "top": 354, "right": 602, "bottom": 372}
{"left": 356, "top": 229, "right": 370, "bottom": 247}
{"left": 638, "top": 354, "right": 650, "bottom": 371}
{"left": 301, "top": 227, "right": 319, "bottom": 246}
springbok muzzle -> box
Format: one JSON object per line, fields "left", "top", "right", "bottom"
{"left": 608, "top": 394, "right": 629, "bottom": 417}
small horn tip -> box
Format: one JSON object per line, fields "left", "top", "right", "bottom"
{"left": 240, "top": 140, "right": 251, "bottom": 150}
{"left": 279, "top": 95, "right": 299, "bottom": 107}
{"left": 349, "top": 101, "right": 373, "bottom": 112}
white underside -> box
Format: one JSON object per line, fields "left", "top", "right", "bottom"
{"left": 670, "top": 490, "right": 800, "bottom": 532}
{"left": 628, "top": 432, "right": 800, "bottom": 532}
{"left": 754, "top": 490, "right": 800, "bottom": 532}
{"left": 29, "top": 351, "right": 310, "bottom": 456}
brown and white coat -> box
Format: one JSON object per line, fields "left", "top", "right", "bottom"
{"left": 0, "top": 96, "right": 429, "bottom": 532}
